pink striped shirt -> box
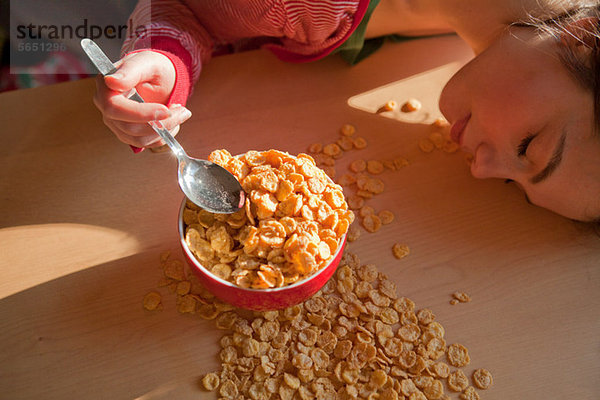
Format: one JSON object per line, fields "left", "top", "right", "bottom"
{"left": 121, "top": 0, "right": 369, "bottom": 106}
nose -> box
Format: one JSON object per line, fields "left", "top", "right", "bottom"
{"left": 469, "top": 143, "right": 512, "bottom": 179}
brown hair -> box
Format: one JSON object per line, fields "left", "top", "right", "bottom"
{"left": 557, "top": 7, "right": 600, "bottom": 227}
{"left": 522, "top": 5, "right": 600, "bottom": 133}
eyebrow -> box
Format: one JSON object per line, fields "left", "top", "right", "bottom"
{"left": 530, "top": 132, "right": 567, "bottom": 184}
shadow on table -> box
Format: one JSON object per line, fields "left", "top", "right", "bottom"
{"left": 0, "top": 249, "right": 219, "bottom": 400}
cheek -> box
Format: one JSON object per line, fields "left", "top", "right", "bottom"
{"left": 524, "top": 188, "right": 573, "bottom": 220}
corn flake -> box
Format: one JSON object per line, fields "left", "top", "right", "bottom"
{"left": 433, "top": 362, "right": 450, "bottom": 379}
{"left": 164, "top": 259, "right": 186, "bottom": 281}
{"left": 447, "top": 343, "right": 470, "bottom": 367}
{"left": 379, "top": 100, "right": 398, "bottom": 112}
{"left": 429, "top": 132, "right": 445, "bottom": 149}
{"left": 418, "top": 138, "right": 435, "bottom": 153}
{"left": 453, "top": 291, "right": 472, "bottom": 303}
{"left": 356, "top": 189, "right": 374, "bottom": 199}
{"left": 472, "top": 368, "right": 493, "bottom": 389}
{"left": 310, "top": 347, "right": 330, "bottom": 370}
{"left": 365, "top": 178, "right": 385, "bottom": 194}
{"left": 443, "top": 140, "right": 459, "bottom": 153}
{"left": 398, "top": 324, "right": 421, "bottom": 342}
{"left": 340, "top": 124, "right": 356, "bottom": 137}
{"left": 201, "top": 372, "right": 220, "bottom": 391}
{"left": 353, "top": 137, "right": 368, "bottom": 149}
{"left": 142, "top": 291, "right": 162, "bottom": 311}
{"left": 347, "top": 195, "right": 365, "bottom": 210}
{"left": 175, "top": 281, "right": 191, "bottom": 296}
{"left": 366, "top": 160, "right": 384, "bottom": 175}
{"left": 308, "top": 143, "right": 323, "bottom": 153}
{"left": 392, "top": 243, "right": 410, "bottom": 259}
{"left": 362, "top": 215, "right": 382, "bottom": 233}
{"left": 380, "top": 307, "right": 399, "bottom": 325}
{"left": 323, "top": 143, "right": 342, "bottom": 157}
{"left": 447, "top": 370, "right": 469, "bottom": 392}
{"left": 338, "top": 173, "right": 356, "bottom": 186}
{"left": 347, "top": 224, "right": 361, "bottom": 242}
{"left": 423, "top": 379, "right": 445, "bottom": 400}
{"left": 349, "top": 159, "right": 367, "bottom": 173}
{"left": 219, "top": 379, "right": 238, "bottom": 398}
{"left": 416, "top": 308, "right": 435, "bottom": 325}
{"left": 378, "top": 210, "right": 394, "bottom": 225}
{"left": 394, "top": 157, "right": 409, "bottom": 169}
{"left": 401, "top": 98, "right": 422, "bottom": 112}
{"left": 176, "top": 294, "right": 196, "bottom": 314}
{"left": 460, "top": 386, "right": 480, "bottom": 400}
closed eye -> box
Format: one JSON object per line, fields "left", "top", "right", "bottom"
{"left": 517, "top": 134, "right": 536, "bottom": 157}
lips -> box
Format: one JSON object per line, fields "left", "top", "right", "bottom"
{"left": 450, "top": 114, "right": 471, "bottom": 145}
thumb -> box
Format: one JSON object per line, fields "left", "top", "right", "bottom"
{"left": 104, "top": 55, "right": 154, "bottom": 93}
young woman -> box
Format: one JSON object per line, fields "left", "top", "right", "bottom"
{"left": 93, "top": 0, "right": 600, "bottom": 222}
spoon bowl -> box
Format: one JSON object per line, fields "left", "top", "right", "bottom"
{"left": 178, "top": 156, "right": 245, "bottom": 214}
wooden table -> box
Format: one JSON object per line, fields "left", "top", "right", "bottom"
{"left": 0, "top": 35, "right": 598, "bottom": 400}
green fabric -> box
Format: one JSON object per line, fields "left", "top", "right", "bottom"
{"left": 334, "top": 0, "right": 438, "bottom": 65}
{"left": 333, "top": 0, "right": 382, "bottom": 65}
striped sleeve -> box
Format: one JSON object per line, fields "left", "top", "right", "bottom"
{"left": 269, "top": 0, "right": 369, "bottom": 62}
{"left": 121, "top": 0, "right": 369, "bottom": 103}
{"left": 121, "top": 0, "right": 212, "bottom": 86}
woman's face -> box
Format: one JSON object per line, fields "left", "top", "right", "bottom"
{"left": 439, "top": 26, "right": 600, "bottom": 221}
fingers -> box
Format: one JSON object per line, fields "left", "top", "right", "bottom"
{"left": 104, "top": 51, "right": 175, "bottom": 103}
{"left": 107, "top": 91, "right": 171, "bottom": 122}
{"left": 94, "top": 74, "right": 170, "bottom": 123}
{"left": 105, "top": 104, "right": 192, "bottom": 148}
{"left": 103, "top": 52, "right": 166, "bottom": 93}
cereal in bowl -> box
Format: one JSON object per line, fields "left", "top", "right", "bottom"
{"left": 182, "top": 149, "right": 354, "bottom": 289}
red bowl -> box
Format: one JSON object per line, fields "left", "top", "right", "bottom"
{"left": 178, "top": 198, "right": 347, "bottom": 311}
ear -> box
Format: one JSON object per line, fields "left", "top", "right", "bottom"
{"left": 560, "top": 17, "right": 598, "bottom": 49}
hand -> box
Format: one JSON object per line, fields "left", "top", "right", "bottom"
{"left": 93, "top": 50, "right": 192, "bottom": 148}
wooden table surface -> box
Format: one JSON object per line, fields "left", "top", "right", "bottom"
{"left": 0, "top": 35, "right": 598, "bottom": 400}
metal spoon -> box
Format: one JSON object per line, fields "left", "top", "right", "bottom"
{"left": 81, "top": 38, "right": 244, "bottom": 214}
